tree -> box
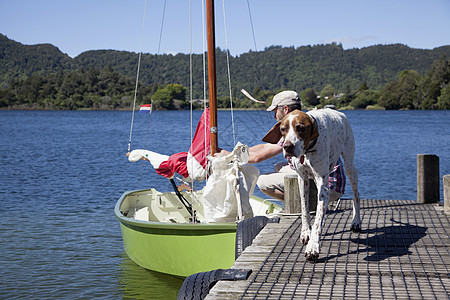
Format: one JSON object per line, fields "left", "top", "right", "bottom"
{"left": 300, "top": 88, "right": 319, "bottom": 106}
{"left": 152, "top": 83, "right": 187, "bottom": 110}
{"left": 0, "top": 89, "right": 12, "bottom": 107}
{"left": 356, "top": 81, "right": 369, "bottom": 93}
{"left": 320, "top": 85, "right": 337, "bottom": 105}
{"left": 397, "top": 70, "right": 420, "bottom": 109}
{"left": 350, "top": 89, "right": 379, "bottom": 109}
{"left": 377, "top": 70, "right": 420, "bottom": 110}
{"left": 419, "top": 55, "right": 450, "bottom": 109}
{"left": 437, "top": 84, "right": 450, "bottom": 109}
{"left": 378, "top": 81, "right": 401, "bottom": 109}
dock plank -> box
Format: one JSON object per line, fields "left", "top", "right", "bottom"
{"left": 206, "top": 199, "right": 450, "bottom": 299}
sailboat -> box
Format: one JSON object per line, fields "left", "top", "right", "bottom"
{"left": 114, "top": 0, "right": 281, "bottom": 277}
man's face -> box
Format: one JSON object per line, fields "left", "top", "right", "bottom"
{"left": 274, "top": 107, "right": 285, "bottom": 121}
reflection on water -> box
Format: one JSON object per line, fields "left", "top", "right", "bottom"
{"left": 117, "top": 251, "right": 183, "bottom": 300}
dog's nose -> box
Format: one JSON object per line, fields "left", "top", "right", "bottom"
{"left": 283, "top": 141, "right": 294, "bottom": 154}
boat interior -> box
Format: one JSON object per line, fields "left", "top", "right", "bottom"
{"left": 119, "top": 189, "right": 280, "bottom": 224}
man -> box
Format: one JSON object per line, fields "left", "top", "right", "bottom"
{"left": 246, "top": 90, "right": 345, "bottom": 202}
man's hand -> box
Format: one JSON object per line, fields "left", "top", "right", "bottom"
{"left": 214, "top": 148, "right": 231, "bottom": 157}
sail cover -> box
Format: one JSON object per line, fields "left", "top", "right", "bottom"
{"left": 128, "top": 108, "right": 210, "bottom": 181}
{"left": 202, "top": 142, "right": 259, "bottom": 223}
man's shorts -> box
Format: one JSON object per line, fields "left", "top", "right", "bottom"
{"left": 256, "top": 163, "right": 343, "bottom": 202}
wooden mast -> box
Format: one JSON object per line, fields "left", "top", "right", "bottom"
{"left": 206, "top": 0, "right": 218, "bottom": 155}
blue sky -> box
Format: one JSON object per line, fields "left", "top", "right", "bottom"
{"left": 1, "top": 0, "right": 449, "bottom": 58}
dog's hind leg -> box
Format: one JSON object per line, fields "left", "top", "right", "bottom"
{"left": 342, "top": 147, "right": 361, "bottom": 233}
{"left": 298, "top": 174, "right": 311, "bottom": 245}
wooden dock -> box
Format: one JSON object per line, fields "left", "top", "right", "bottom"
{"left": 206, "top": 199, "right": 450, "bottom": 299}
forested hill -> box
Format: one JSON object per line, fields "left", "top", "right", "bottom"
{"left": 0, "top": 34, "right": 73, "bottom": 85}
{"left": 2, "top": 33, "right": 449, "bottom": 92}
{"left": 1, "top": 33, "right": 450, "bottom": 110}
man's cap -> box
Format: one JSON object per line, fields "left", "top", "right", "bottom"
{"left": 266, "top": 91, "right": 300, "bottom": 111}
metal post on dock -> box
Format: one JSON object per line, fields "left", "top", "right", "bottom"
{"left": 444, "top": 174, "right": 450, "bottom": 215}
{"left": 417, "top": 154, "right": 440, "bottom": 203}
{"left": 284, "top": 175, "right": 317, "bottom": 213}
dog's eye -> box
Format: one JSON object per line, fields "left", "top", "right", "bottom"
{"left": 280, "top": 126, "right": 286, "bottom": 134}
{"left": 296, "top": 124, "right": 305, "bottom": 133}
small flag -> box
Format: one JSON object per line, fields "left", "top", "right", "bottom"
{"left": 139, "top": 104, "right": 152, "bottom": 113}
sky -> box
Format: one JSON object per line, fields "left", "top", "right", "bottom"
{"left": 1, "top": 0, "right": 449, "bottom": 58}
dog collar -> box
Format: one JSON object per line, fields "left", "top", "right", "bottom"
{"left": 305, "top": 138, "right": 317, "bottom": 153}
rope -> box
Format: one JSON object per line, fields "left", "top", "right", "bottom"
{"left": 148, "top": 0, "right": 167, "bottom": 102}
{"left": 128, "top": 0, "right": 167, "bottom": 152}
{"left": 221, "top": 0, "right": 236, "bottom": 147}
{"left": 157, "top": 0, "right": 167, "bottom": 55}
{"left": 188, "top": 0, "right": 196, "bottom": 195}
{"left": 128, "top": 0, "right": 148, "bottom": 152}
{"left": 202, "top": 0, "right": 207, "bottom": 106}
{"left": 189, "top": 0, "right": 194, "bottom": 150}
{"left": 127, "top": 0, "right": 149, "bottom": 214}
{"left": 202, "top": 0, "right": 208, "bottom": 181}
{"left": 127, "top": 0, "right": 167, "bottom": 197}
{"left": 246, "top": 0, "right": 258, "bottom": 51}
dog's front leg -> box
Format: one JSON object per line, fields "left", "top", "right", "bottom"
{"left": 305, "top": 176, "right": 329, "bottom": 261}
{"left": 298, "top": 174, "right": 311, "bottom": 245}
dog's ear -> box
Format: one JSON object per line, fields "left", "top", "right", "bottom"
{"left": 309, "top": 121, "right": 319, "bottom": 141}
{"left": 306, "top": 116, "right": 319, "bottom": 144}
{"left": 262, "top": 121, "right": 282, "bottom": 144}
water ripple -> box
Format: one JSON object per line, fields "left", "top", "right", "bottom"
{"left": 1, "top": 110, "right": 449, "bottom": 299}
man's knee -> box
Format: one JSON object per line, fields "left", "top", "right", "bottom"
{"left": 330, "top": 190, "right": 343, "bottom": 202}
{"left": 257, "top": 173, "right": 283, "bottom": 193}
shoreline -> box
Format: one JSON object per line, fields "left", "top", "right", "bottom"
{"left": 1, "top": 107, "right": 427, "bottom": 112}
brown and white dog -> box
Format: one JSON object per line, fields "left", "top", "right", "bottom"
{"left": 263, "top": 109, "right": 361, "bottom": 261}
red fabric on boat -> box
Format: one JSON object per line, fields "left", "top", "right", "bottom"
{"left": 156, "top": 152, "right": 189, "bottom": 178}
{"left": 189, "top": 108, "right": 210, "bottom": 169}
{"left": 154, "top": 108, "right": 210, "bottom": 179}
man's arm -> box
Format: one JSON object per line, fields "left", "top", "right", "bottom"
{"left": 248, "top": 143, "right": 283, "bottom": 163}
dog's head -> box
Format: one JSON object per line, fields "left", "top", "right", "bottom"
{"left": 262, "top": 110, "right": 319, "bottom": 157}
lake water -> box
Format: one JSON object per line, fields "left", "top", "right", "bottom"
{"left": 1, "top": 109, "right": 449, "bottom": 299}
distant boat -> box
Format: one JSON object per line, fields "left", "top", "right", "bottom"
{"left": 115, "top": 0, "right": 282, "bottom": 277}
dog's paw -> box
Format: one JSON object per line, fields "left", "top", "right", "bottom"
{"left": 305, "top": 242, "right": 320, "bottom": 261}
{"left": 305, "top": 252, "right": 319, "bottom": 261}
{"left": 300, "top": 227, "right": 311, "bottom": 245}
{"left": 350, "top": 222, "right": 361, "bottom": 233}
{"left": 300, "top": 234, "right": 310, "bottom": 245}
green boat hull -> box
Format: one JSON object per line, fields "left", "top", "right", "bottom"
{"left": 115, "top": 188, "right": 280, "bottom": 277}
{"left": 119, "top": 222, "right": 236, "bottom": 277}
